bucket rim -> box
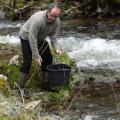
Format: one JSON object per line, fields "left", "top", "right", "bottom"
{"left": 47, "top": 63, "right": 71, "bottom": 72}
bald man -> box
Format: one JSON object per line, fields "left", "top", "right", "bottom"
{"left": 18, "top": 3, "right": 61, "bottom": 93}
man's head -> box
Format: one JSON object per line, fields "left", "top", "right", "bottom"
{"left": 47, "top": 3, "right": 61, "bottom": 23}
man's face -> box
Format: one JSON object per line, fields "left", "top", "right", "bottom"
{"left": 47, "top": 7, "right": 60, "bottom": 22}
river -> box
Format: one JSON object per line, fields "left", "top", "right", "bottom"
{"left": 0, "top": 18, "right": 120, "bottom": 120}
{"left": 1, "top": 19, "right": 120, "bottom": 72}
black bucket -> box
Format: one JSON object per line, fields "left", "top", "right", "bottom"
{"left": 47, "top": 63, "right": 71, "bottom": 87}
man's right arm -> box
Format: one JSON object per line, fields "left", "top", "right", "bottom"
{"left": 28, "top": 20, "right": 42, "bottom": 65}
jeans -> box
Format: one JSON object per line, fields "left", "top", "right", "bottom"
{"left": 20, "top": 37, "right": 53, "bottom": 74}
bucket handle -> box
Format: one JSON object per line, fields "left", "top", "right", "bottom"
{"left": 55, "top": 56, "right": 65, "bottom": 70}
{"left": 55, "top": 56, "right": 62, "bottom": 64}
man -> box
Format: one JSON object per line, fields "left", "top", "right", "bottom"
{"left": 18, "top": 3, "right": 62, "bottom": 93}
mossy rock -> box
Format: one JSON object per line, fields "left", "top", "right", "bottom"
{"left": 0, "top": 74, "right": 10, "bottom": 97}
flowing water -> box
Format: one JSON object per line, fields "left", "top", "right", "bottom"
{"left": 0, "top": 18, "right": 120, "bottom": 119}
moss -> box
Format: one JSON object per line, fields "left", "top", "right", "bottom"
{"left": 0, "top": 116, "right": 8, "bottom": 120}
{"left": 8, "top": 11, "right": 18, "bottom": 21}
{"left": 16, "top": 0, "right": 24, "bottom": 8}
{"left": 4, "top": 63, "right": 42, "bottom": 90}
{"left": 112, "top": 0, "right": 120, "bottom": 4}
{"left": 29, "top": 0, "right": 34, "bottom": 7}
{"left": 49, "top": 92, "right": 60, "bottom": 102}
{"left": 0, "top": 79, "right": 4, "bottom": 88}
{"left": 47, "top": 0, "right": 54, "bottom": 4}
{"left": 0, "top": 77, "right": 10, "bottom": 97}
{"left": 5, "top": 65, "right": 20, "bottom": 88}
{"left": 47, "top": 89, "right": 70, "bottom": 107}
{"left": 16, "top": 3, "right": 24, "bottom": 8}
{"left": 26, "top": 66, "right": 42, "bottom": 90}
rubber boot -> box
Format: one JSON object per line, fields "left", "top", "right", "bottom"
{"left": 17, "top": 72, "right": 30, "bottom": 98}
{"left": 18, "top": 72, "right": 27, "bottom": 89}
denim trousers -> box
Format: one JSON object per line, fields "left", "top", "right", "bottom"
{"left": 20, "top": 37, "right": 53, "bottom": 74}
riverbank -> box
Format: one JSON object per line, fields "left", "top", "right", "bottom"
{"left": 0, "top": 0, "right": 120, "bottom": 21}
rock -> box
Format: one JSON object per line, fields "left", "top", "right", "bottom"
{"left": 42, "top": 116, "right": 53, "bottom": 120}
{"left": 9, "top": 55, "right": 19, "bottom": 66}
{"left": 0, "top": 95, "right": 29, "bottom": 119}
{"left": 94, "top": 76, "right": 117, "bottom": 83}
{"left": 0, "top": 100, "right": 19, "bottom": 117}
{"left": 0, "top": 74, "right": 10, "bottom": 97}
{"left": 0, "top": 10, "right": 5, "bottom": 19}
{"left": 0, "top": 96, "right": 41, "bottom": 119}
{"left": 62, "top": 90, "right": 70, "bottom": 100}
{"left": 25, "top": 100, "right": 41, "bottom": 111}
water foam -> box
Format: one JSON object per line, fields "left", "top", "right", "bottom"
{"left": 0, "top": 23, "right": 22, "bottom": 29}
{"left": 59, "top": 37, "right": 120, "bottom": 68}
{"left": 0, "top": 35, "right": 20, "bottom": 43}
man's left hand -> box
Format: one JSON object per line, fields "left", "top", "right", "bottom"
{"left": 55, "top": 49, "right": 62, "bottom": 56}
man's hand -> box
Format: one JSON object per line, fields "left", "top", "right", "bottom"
{"left": 55, "top": 49, "right": 62, "bottom": 56}
{"left": 35, "top": 57, "right": 42, "bottom": 66}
